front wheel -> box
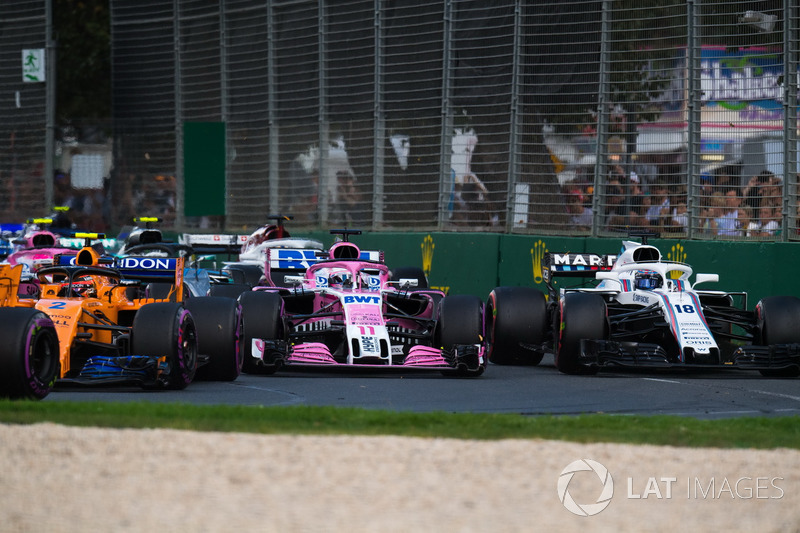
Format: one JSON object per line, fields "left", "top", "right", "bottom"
{"left": 486, "top": 286, "right": 548, "bottom": 366}
{"left": 437, "top": 294, "right": 485, "bottom": 377}
{"left": 0, "top": 309, "right": 60, "bottom": 400}
{"left": 555, "top": 293, "right": 606, "bottom": 375}
{"left": 132, "top": 303, "right": 198, "bottom": 389}
{"left": 239, "top": 291, "right": 283, "bottom": 374}
{"left": 756, "top": 296, "right": 800, "bottom": 378}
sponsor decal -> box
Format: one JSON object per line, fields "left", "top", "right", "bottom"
{"left": 530, "top": 239, "right": 548, "bottom": 284}
{"left": 273, "top": 249, "right": 319, "bottom": 270}
{"left": 632, "top": 293, "right": 651, "bottom": 304}
{"left": 344, "top": 295, "right": 380, "bottom": 305}
{"left": 421, "top": 235, "right": 435, "bottom": 280}
{"left": 118, "top": 257, "right": 176, "bottom": 270}
{"left": 359, "top": 336, "right": 380, "bottom": 355}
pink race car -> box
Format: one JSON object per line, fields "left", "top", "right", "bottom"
{"left": 238, "top": 230, "right": 486, "bottom": 377}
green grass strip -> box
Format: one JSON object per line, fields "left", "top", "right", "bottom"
{"left": 0, "top": 400, "right": 798, "bottom": 450}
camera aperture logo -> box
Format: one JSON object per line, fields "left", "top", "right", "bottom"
{"left": 558, "top": 459, "right": 614, "bottom": 516}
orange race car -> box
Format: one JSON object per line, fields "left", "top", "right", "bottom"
{"left": 0, "top": 234, "right": 241, "bottom": 399}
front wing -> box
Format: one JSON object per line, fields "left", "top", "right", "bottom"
{"left": 251, "top": 339, "right": 484, "bottom": 374}
{"left": 580, "top": 339, "right": 800, "bottom": 372}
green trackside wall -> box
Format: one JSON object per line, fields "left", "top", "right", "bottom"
{"left": 299, "top": 231, "right": 793, "bottom": 309}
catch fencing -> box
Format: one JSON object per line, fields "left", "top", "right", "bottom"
{"left": 0, "top": 2, "right": 51, "bottom": 225}
{"left": 3, "top": 1, "right": 799, "bottom": 242}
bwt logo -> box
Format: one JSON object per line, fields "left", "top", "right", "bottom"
{"left": 344, "top": 295, "right": 380, "bottom": 304}
{"left": 557, "top": 459, "right": 614, "bottom": 517}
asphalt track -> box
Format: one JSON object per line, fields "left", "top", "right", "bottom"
{"left": 45, "top": 354, "right": 800, "bottom": 419}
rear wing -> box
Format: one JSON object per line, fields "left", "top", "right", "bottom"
{"left": 265, "top": 247, "right": 383, "bottom": 287}
{"left": 58, "top": 237, "right": 122, "bottom": 255}
{"left": 115, "top": 256, "right": 186, "bottom": 301}
{"left": 0, "top": 264, "right": 24, "bottom": 307}
{"left": 542, "top": 252, "right": 617, "bottom": 284}
{"left": 266, "top": 248, "right": 383, "bottom": 271}
{"left": 180, "top": 233, "right": 247, "bottom": 255}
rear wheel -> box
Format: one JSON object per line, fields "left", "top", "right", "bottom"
{"left": 185, "top": 297, "right": 242, "bottom": 381}
{"left": 209, "top": 283, "right": 252, "bottom": 299}
{"left": 0, "top": 309, "right": 60, "bottom": 400}
{"left": 486, "top": 286, "right": 548, "bottom": 365}
{"left": 437, "top": 294, "right": 484, "bottom": 376}
{"left": 132, "top": 303, "right": 198, "bottom": 389}
{"left": 239, "top": 291, "right": 283, "bottom": 374}
{"left": 555, "top": 293, "right": 606, "bottom": 375}
{"left": 756, "top": 296, "right": 800, "bottom": 378}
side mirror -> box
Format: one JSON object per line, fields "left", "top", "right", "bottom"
{"left": 596, "top": 271, "right": 619, "bottom": 281}
{"left": 694, "top": 273, "right": 719, "bottom": 286}
{"left": 283, "top": 275, "right": 305, "bottom": 285}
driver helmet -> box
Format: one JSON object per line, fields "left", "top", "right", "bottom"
{"left": 61, "top": 276, "right": 97, "bottom": 297}
{"left": 328, "top": 270, "right": 352, "bottom": 289}
{"left": 634, "top": 270, "right": 661, "bottom": 290}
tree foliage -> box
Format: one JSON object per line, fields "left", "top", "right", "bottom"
{"left": 54, "top": 0, "right": 111, "bottom": 121}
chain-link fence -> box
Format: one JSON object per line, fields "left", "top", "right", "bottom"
{"left": 0, "top": 2, "right": 50, "bottom": 225}
{"left": 3, "top": 1, "right": 798, "bottom": 241}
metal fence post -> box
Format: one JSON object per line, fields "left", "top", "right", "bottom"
{"left": 317, "top": 0, "right": 329, "bottom": 228}
{"left": 174, "top": 0, "right": 185, "bottom": 229}
{"left": 592, "top": 0, "right": 611, "bottom": 238}
{"left": 437, "top": 0, "right": 454, "bottom": 229}
{"left": 505, "top": 0, "right": 523, "bottom": 233}
{"left": 267, "top": 0, "right": 279, "bottom": 216}
{"left": 783, "top": 0, "right": 798, "bottom": 239}
{"left": 686, "top": 0, "right": 700, "bottom": 240}
{"left": 45, "top": 0, "right": 55, "bottom": 211}
{"left": 220, "top": 0, "right": 230, "bottom": 227}
{"left": 372, "top": 0, "right": 385, "bottom": 230}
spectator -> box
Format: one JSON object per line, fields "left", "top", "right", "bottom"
{"left": 625, "top": 177, "right": 648, "bottom": 232}
{"left": 669, "top": 195, "right": 688, "bottom": 232}
{"left": 334, "top": 170, "right": 362, "bottom": 226}
{"left": 714, "top": 189, "right": 743, "bottom": 236}
{"left": 452, "top": 172, "right": 492, "bottom": 226}
{"left": 645, "top": 184, "right": 670, "bottom": 231}
{"left": 698, "top": 193, "right": 725, "bottom": 235}
{"left": 742, "top": 170, "right": 774, "bottom": 214}
{"left": 760, "top": 204, "right": 782, "bottom": 236}
{"left": 565, "top": 189, "right": 592, "bottom": 229}
{"left": 742, "top": 204, "right": 761, "bottom": 237}
{"left": 604, "top": 176, "right": 627, "bottom": 231}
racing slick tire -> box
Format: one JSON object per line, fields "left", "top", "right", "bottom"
{"left": 390, "top": 266, "right": 428, "bottom": 289}
{"left": 486, "top": 286, "right": 548, "bottom": 366}
{"left": 239, "top": 291, "right": 283, "bottom": 375}
{"left": 437, "top": 294, "right": 485, "bottom": 377}
{"left": 555, "top": 293, "right": 606, "bottom": 375}
{"left": 0, "top": 309, "right": 60, "bottom": 400}
{"left": 184, "top": 296, "right": 242, "bottom": 382}
{"left": 132, "top": 303, "right": 198, "bottom": 390}
{"left": 209, "top": 283, "right": 252, "bottom": 299}
{"left": 756, "top": 296, "right": 800, "bottom": 378}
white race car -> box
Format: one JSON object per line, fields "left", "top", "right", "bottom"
{"left": 487, "top": 236, "right": 800, "bottom": 377}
